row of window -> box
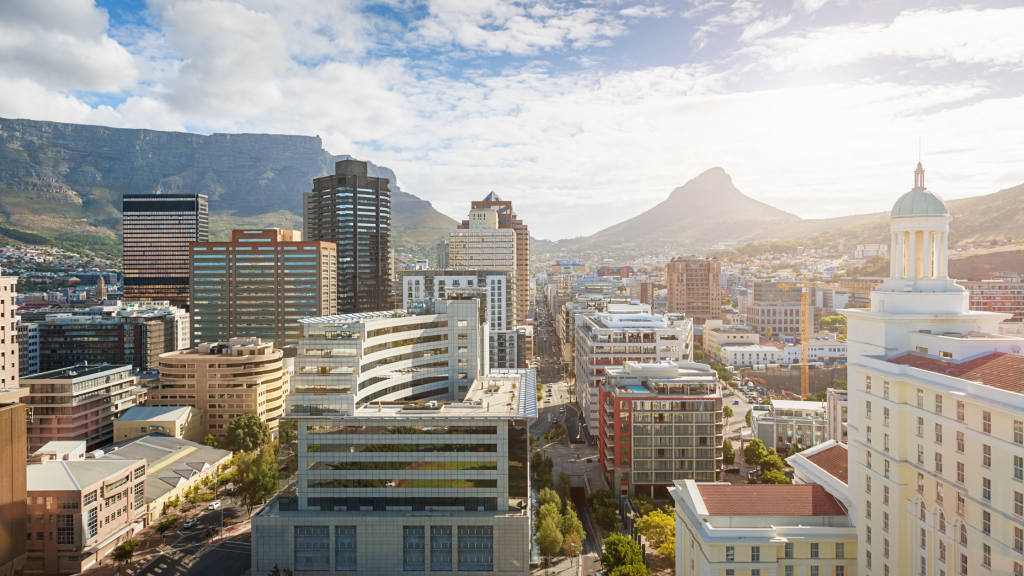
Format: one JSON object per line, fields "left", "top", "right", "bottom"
{"left": 292, "top": 525, "right": 490, "bottom": 572}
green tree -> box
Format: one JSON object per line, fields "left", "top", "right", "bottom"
{"left": 267, "top": 564, "right": 294, "bottom": 576}
{"left": 537, "top": 487, "right": 561, "bottom": 511}
{"left": 236, "top": 444, "right": 279, "bottom": 514}
{"left": 538, "top": 503, "right": 562, "bottom": 529}
{"left": 600, "top": 534, "right": 643, "bottom": 573}
{"left": 153, "top": 515, "right": 179, "bottom": 543}
{"left": 202, "top": 434, "right": 220, "bottom": 448}
{"left": 761, "top": 469, "right": 791, "bottom": 484}
{"left": 760, "top": 448, "right": 786, "bottom": 474}
{"left": 227, "top": 413, "right": 271, "bottom": 453}
{"left": 560, "top": 503, "right": 586, "bottom": 543}
{"left": 636, "top": 506, "right": 675, "bottom": 557}
{"left": 723, "top": 406, "right": 733, "bottom": 421}
{"left": 537, "top": 518, "right": 563, "bottom": 559}
{"left": 633, "top": 494, "right": 655, "bottom": 516}
{"left": 609, "top": 565, "right": 651, "bottom": 576}
{"left": 563, "top": 532, "right": 583, "bottom": 563}
{"left": 556, "top": 472, "right": 572, "bottom": 510}
{"left": 594, "top": 505, "right": 620, "bottom": 532}
{"left": 693, "top": 350, "right": 705, "bottom": 361}
{"left": 745, "top": 409, "right": 752, "bottom": 427}
{"left": 743, "top": 439, "right": 768, "bottom": 470}
{"left": 111, "top": 538, "right": 140, "bottom": 572}
{"left": 722, "top": 437, "right": 735, "bottom": 466}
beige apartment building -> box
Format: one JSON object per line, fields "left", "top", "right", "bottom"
{"left": 190, "top": 228, "right": 337, "bottom": 348}
{"left": 702, "top": 320, "right": 759, "bottom": 362}
{"left": 113, "top": 406, "right": 204, "bottom": 443}
{"left": 25, "top": 458, "right": 147, "bottom": 575}
{"left": 146, "top": 337, "right": 288, "bottom": 440}
{"left": 0, "top": 272, "right": 17, "bottom": 386}
{"left": 843, "top": 163, "right": 1024, "bottom": 576}
{"left": 667, "top": 256, "right": 722, "bottom": 325}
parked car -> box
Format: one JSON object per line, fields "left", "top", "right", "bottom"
{"left": 209, "top": 501, "right": 222, "bottom": 510}
{"left": 183, "top": 519, "right": 195, "bottom": 528}
{"left": 733, "top": 400, "right": 740, "bottom": 405}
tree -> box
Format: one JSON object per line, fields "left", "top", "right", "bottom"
{"left": 236, "top": 444, "right": 279, "bottom": 514}
{"left": 743, "top": 438, "right": 768, "bottom": 470}
{"left": 634, "top": 494, "right": 655, "bottom": 516}
{"left": 227, "top": 413, "right": 271, "bottom": 453}
{"left": 723, "top": 406, "right": 733, "bottom": 422}
{"left": 560, "top": 503, "right": 586, "bottom": 543}
{"left": 760, "top": 449, "right": 786, "bottom": 474}
{"left": 153, "top": 515, "right": 179, "bottom": 543}
{"left": 537, "top": 519, "right": 563, "bottom": 559}
{"left": 722, "top": 437, "right": 735, "bottom": 466}
{"left": 537, "top": 487, "right": 561, "bottom": 510}
{"left": 538, "top": 503, "right": 562, "bottom": 529}
{"left": 111, "top": 538, "right": 140, "bottom": 572}
{"left": 594, "top": 505, "right": 621, "bottom": 532}
{"left": 556, "top": 472, "right": 572, "bottom": 510}
{"left": 600, "top": 534, "right": 643, "bottom": 573}
{"left": 609, "top": 565, "right": 651, "bottom": 576}
{"left": 268, "top": 564, "right": 294, "bottom": 576}
{"left": 745, "top": 409, "right": 752, "bottom": 427}
{"left": 563, "top": 532, "right": 582, "bottom": 563}
{"left": 635, "top": 506, "right": 675, "bottom": 557}
{"left": 693, "top": 350, "right": 705, "bottom": 361}
{"left": 761, "top": 469, "right": 791, "bottom": 484}
{"left": 202, "top": 434, "right": 220, "bottom": 448}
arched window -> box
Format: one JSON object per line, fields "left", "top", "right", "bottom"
{"left": 920, "top": 501, "right": 927, "bottom": 520}
{"left": 960, "top": 523, "right": 968, "bottom": 546}
{"left": 939, "top": 512, "right": 946, "bottom": 533}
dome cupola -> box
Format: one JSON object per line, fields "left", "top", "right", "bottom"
{"left": 890, "top": 162, "right": 949, "bottom": 219}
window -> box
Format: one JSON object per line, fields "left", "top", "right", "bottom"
{"left": 294, "top": 526, "right": 329, "bottom": 571}
{"left": 336, "top": 527, "right": 357, "bottom": 571}
{"left": 961, "top": 554, "right": 968, "bottom": 576}
{"left": 866, "top": 375, "right": 872, "bottom": 392}
{"left": 957, "top": 431, "right": 964, "bottom": 453}
{"left": 884, "top": 407, "right": 890, "bottom": 426}
{"left": 403, "top": 526, "right": 426, "bottom": 571}
{"left": 810, "top": 568, "right": 819, "bottom": 576}
{"left": 134, "top": 483, "right": 144, "bottom": 510}
{"left": 884, "top": 485, "right": 890, "bottom": 505}
{"left": 983, "top": 411, "right": 991, "bottom": 434}
{"left": 960, "top": 524, "right": 968, "bottom": 546}
{"left": 935, "top": 423, "right": 943, "bottom": 444}
{"left": 884, "top": 538, "right": 890, "bottom": 557}
{"left": 1015, "top": 527, "right": 1024, "bottom": 554}
{"left": 921, "top": 556, "right": 927, "bottom": 576}
{"left": 921, "top": 527, "right": 927, "bottom": 548}
{"left": 940, "top": 541, "right": 947, "bottom": 563}
{"left": 85, "top": 508, "right": 97, "bottom": 539}
{"left": 811, "top": 543, "right": 819, "bottom": 558}
{"left": 936, "top": 394, "right": 943, "bottom": 414}
{"left": 937, "top": 483, "right": 945, "bottom": 504}
{"left": 983, "top": 544, "right": 991, "bottom": 568}
{"left": 918, "top": 416, "right": 924, "bottom": 436}
{"left": 786, "top": 567, "right": 793, "bottom": 576}
{"left": 457, "top": 526, "right": 493, "bottom": 571}
{"left": 957, "top": 462, "right": 965, "bottom": 484}
{"left": 884, "top": 511, "right": 890, "bottom": 532}
{"left": 918, "top": 444, "right": 925, "bottom": 464}
{"left": 884, "top": 459, "right": 890, "bottom": 479}
{"left": 957, "top": 492, "right": 966, "bottom": 515}
{"left": 726, "top": 546, "right": 735, "bottom": 562}
{"left": 751, "top": 546, "right": 760, "bottom": 562}
{"left": 957, "top": 401, "right": 965, "bottom": 422}
{"left": 836, "top": 543, "right": 845, "bottom": 559}
{"left": 867, "top": 426, "right": 872, "bottom": 443}
{"left": 884, "top": 381, "right": 890, "bottom": 399}
{"left": 784, "top": 543, "right": 794, "bottom": 559}
{"left": 56, "top": 515, "right": 73, "bottom": 545}
{"left": 918, "top": 389, "right": 924, "bottom": 407}
{"left": 885, "top": 434, "right": 890, "bottom": 452}
{"left": 867, "top": 526, "right": 872, "bottom": 544}
{"left": 867, "top": 451, "right": 872, "bottom": 470}
{"left": 921, "top": 501, "right": 927, "bottom": 521}
{"left": 935, "top": 452, "right": 943, "bottom": 474}
{"left": 983, "top": 478, "right": 991, "bottom": 501}
{"left": 866, "top": 500, "right": 872, "bottom": 519}
{"left": 866, "top": 401, "right": 872, "bottom": 419}
{"left": 1016, "top": 455, "right": 1024, "bottom": 481}
{"left": 982, "top": 511, "right": 991, "bottom": 535}
{"left": 836, "top": 567, "right": 845, "bottom": 576}
{"left": 983, "top": 444, "right": 992, "bottom": 468}
{"left": 753, "top": 571, "right": 761, "bottom": 576}
{"left": 84, "top": 491, "right": 96, "bottom": 506}
{"left": 866, "top": 475, "right": 872, "bottom": 494}
{"left": 1016, "top": 420, "right": 1024, "bottom": 445}
{"left": 1016, "top": 562, "right": 1023, "bottom": 576}
{"left": 866, "top": 551, "right": 872, "bottom": 569}
{"left": 1016, "top": 491, "right": 1024, "bottom": 517}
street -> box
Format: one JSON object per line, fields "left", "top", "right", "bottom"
{"left": 133, "top": 497, "right": 251, "bottom": 576}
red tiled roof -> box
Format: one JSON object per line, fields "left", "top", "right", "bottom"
{"left": 805, "top": 444, "right": 849, "bottom": 485}
{"left": 887, "top": 351, "right": 1024, "bottom": 394}
{"left": 696, "top": 484, "right": 846, "bottom": 516}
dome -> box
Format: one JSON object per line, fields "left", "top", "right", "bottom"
{"left": 891, "top": 188, "right": 949, "bottom": 219}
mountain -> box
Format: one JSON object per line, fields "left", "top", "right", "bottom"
{"left": 0, "top": 117, "right": 457, "bottom": 256}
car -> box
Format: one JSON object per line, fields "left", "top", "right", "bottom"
{"left": 733, "top": 400, "right": 740, "bottom": 405}
{"left": 183, "top": 519, "right": 195, "bottom": 528}
{"left": 544, "top": 398, "right": 551, "bottom": 403}
{"left": 559, "top": 407, "right": 565, "bottom": 413}
{"left": 209, "top": 501, "right": 222, "bottom": 510}
{"left": 386, "top": 481, "right": 397, "bottom": 487}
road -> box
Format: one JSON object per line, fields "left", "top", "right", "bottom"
{"left": 135, "top": 497, "right": 250, "bottom": 576}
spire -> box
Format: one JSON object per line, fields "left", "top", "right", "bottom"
{"left": 914, "top": 162, "right": 925, "bottom": 189}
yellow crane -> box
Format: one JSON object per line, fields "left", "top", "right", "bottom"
{"left": 776, "top": 280, "right": 874, "bottom": 399}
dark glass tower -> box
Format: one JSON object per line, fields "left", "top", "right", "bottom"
{"left": 304, "top": 160, "right": 391, "bottom": 313}
{"left": 122, "top": 194, "right": 209, "bottom": 309}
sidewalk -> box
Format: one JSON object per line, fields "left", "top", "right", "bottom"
{"left": 531, "top": 556, "right": 582, "bottom": 576}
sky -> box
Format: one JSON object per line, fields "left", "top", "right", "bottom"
{"left": 1, "top": 0, "right": 1023, "bottom": 240}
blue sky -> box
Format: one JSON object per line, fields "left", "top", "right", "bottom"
{"left": 2, "top": 0, "right": 1023, "bottom": 239}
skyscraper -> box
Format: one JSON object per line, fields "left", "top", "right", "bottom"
{"left": 122, "top": 194, "right": 209, "bottom": 309}
{"left": 458, "top": 193, "right": 530, "bottom": 326}
{"left": 305, "top": 160, "right": 391, "bottom": 314}
{"left": 0, "top": 271, "right": 17, "bottom": 387}
{"left": 189, "top": 228, "right": 337, "bottom": 347}
{"left": 666, "top": 255, "right": 722, "bottom": 325}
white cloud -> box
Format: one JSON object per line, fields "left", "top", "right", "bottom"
{"left": 794, "top": 0, "right": 829, "bottom": 14}
{"left": 739, "top": 15, "right": 792, "bottom": 41}
{"left": 619, "top": 5, "right": 671, "bottom": 19}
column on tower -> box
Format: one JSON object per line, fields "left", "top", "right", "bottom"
{"left": 890, "top": 232, "right": 898, "bottom": 277}
{"left": 896, "top": 231, "right": 905, "bottom": 278}
{"left": 940, "top": 231, "right": 948, "bottom": 278}
{"left": 924, "top": 230, "right": 933, "bottom": 278}
{"left": 908, "top": 229, "right": 917, "bottom": 279}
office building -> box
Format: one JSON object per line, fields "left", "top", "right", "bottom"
{"left": 959, "top": 278, "right": 1024, "bottom": 322}
{"left": 146, "top": 338, "right": 288, "bottom": 441}
{"left": 112, "top": 406, "right": 204, "bottom": 444}
{"left": 751, "top": 400, "right": 827, "bottom": 452}
{"left": 122, "top": 194, "right": 209, "bottom": 309}
{"left": 37, "top": 302, "right": 189, "bottom": 372}
{"left": 702, "top": 321, "right": 759, "bottom": 362}
{"left": 90, "top": 433, "right": 230, "bottom": 525}
{"left": 458, "top": 194, "right": 531, "bottom": 326}
{"left": 17, "top": 321, "right": 39, "bottom": 377}
{"left": 252, "top": 369, "right": 535, "bottom": 575}
{"left": 843, "top": 163, "right": 1024, "bottom": 576}
{"left": 25, "top": 457, "right": 146, "bottom": 574}
{"left": 666, "top": 256, "right": 722, "bottom": 325}
{"left": 24, "top": 365, "right": 146, "bottom": 452}
{"left": 285, "top": 297, "right": 488, "bottom": 418}
{"left": 574, "top": 304, "right": 693, "bottom": 435}
{"left": 598, "top": 361, "right": 722, "bottom": 499}
{"left": 305, "top": 160, "right": 392, "bottom": 314}
{"left": 784, "top": 334, "right": 848, "bottom": 365}
{"left": 0, "top": 387, "right": 29, "bottom": 576}
{"left": 189, "top": 228, "right": 337, "bottom": 348}
{"left": 747, "top": 281, "right": 821, "bottom": 338}
{"left": 826, "top": 388, "right": 849, "bottom": 443}
{"left": 0, "top": 273, "right": 15, "bottom": 387}
{"left": 447, "top": 210, "right": 519, "bottom": 323}
{"left": 672, "top": 481, "right": 857, "bottom": 576}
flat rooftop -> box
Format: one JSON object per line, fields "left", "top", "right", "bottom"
{"left": 300, "top": 311, "right": 403, "bottom": 324}
{"left": 23, "top": 364, "right": 132, "bottom": 381}
{"left": 117, "top": 406, "right": 193, "bottom": 422}
{"left": 352, "top": 369, "right": 538, "bottom": 419}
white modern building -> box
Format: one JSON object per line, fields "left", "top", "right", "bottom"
{"left": 574, "top": 304, "right": 693, "bottom": 435}
{"left": 785, "top": 335, "right": 848, "bottom": 365}
{"left": 719, "top": 344, "right": 785, "bottom": 368}
{"left": 752, "top": 399, "right": 828, "bottom": 452}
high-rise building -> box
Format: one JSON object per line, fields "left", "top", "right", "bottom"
{"left": 844, "top": 163, "right": 1024, "bottom": 576}
{"left": 189, "top": 229, "right": 337, "bottom": 348}
{"left": 574, "top": 304, "right": 693, "bottom": 435}
{"left": 252, "top": 369, "right": 535, "bottom": 575}
{"left": 666, "top": 255, "right": 722, "bottom": 325}
{"left": 122, "top": 194, "right": 209, "bottom": 310}
{"left": 305, "top": 160, "right": 392, "bottom": 314}
{"left": 16, "top": 322, "right": 38, "bottom": 377}
{"left": 458, "top": 193, "right": 531, "bottom": 326}
{"left": 747, "top": 281, "right": 821, "bottom": 338}
{"left": 146, "top": 338, "right": 289, "bottom": 441}
{"left": 0, "top": 387, "right": 28, "bottom": 576}
{"left": 0, "top": 272, "right": 16, "bottom": 387}
{"left": 24, "top": 365, "right": 147, "bottom": 451}
{"left": 598, "top": 360, "right": 723, "bottom": 500}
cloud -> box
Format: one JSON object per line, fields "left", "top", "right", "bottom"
{"left": 619, "top": 5, "right": 671, "bottom": 19}
{"left": 794, "top": 0, "right": 829, "bottom": 14}
{"left": 739, "top": 15, "right": 792, "bottom": 41}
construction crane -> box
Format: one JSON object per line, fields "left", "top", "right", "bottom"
{"left": 776, "top": 280, "right": 874, "bottom": 399}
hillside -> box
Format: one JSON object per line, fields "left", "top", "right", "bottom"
{"left": 0, "top": 117, "right": 456, "bottom": 256}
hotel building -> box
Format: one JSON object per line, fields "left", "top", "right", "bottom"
{"left": 189, "top": 228, "right": 337, "bottom": 347}
{"left": 843, "top": 163, "right": 1024, "bottom": 576}
{"left": 122, "top": 194, "right": 209, "bottom": 310}
{"left": 598, "top": 361, "right": 723, "bottom": 500}
{"left": 667, "top": 256, "right": 722, "bottom": 325}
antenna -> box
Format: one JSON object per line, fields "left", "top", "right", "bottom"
{"left": 918, "top": 138, "right": 921, "bottom": 163}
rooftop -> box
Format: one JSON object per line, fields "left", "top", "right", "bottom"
{"left": 352, "top": 369, "right": 538, "bottom": 419}
{"left": 94, "top": 434, "right": 232, "bottom": 504}
{"left": 696, "top": 483, "right": 847, "bottom": 516}
{"left": 804, "top": 443, "right": 849, "bottom": 484}
{"left": 886, "top": 351, "right": 1024, "bottom": 395}
{"left": 28, "top": 458, "right": 140, "bottom": 492}
{"left": 117, "top": 406, "right": 193, "bottom": 422}
{"left": 771, "top": 400, "right": 827, "bottom": 411}
{"left": 33, "top": 440, "right": 87, "bottom": 456}
{"left": 300, "top": 310, "right": 403, "bottom": 324}
{"left": 23, "top": 364, "right": 133, "bottom": 381}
